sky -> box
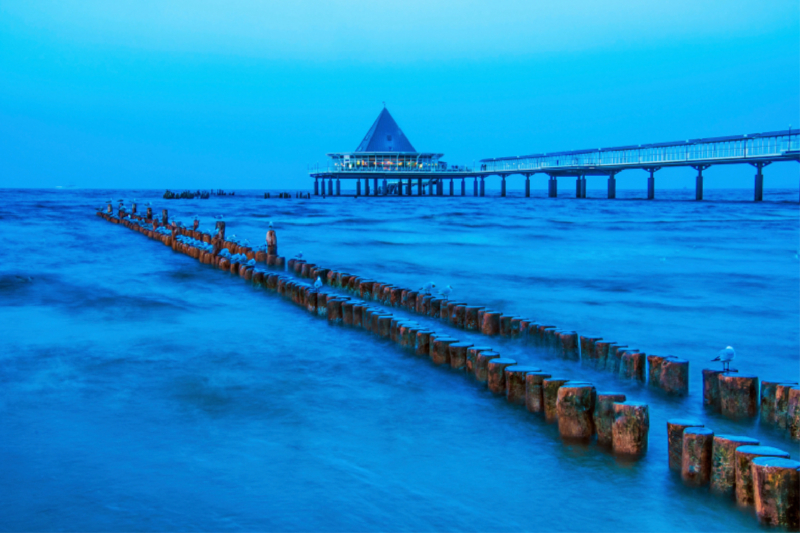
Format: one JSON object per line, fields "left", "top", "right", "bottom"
{"left": 0, "top": 0, "right": 798, "bottom": 190}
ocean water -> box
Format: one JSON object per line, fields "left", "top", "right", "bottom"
{"left": 1, "top": 187, "right": 798, "bottom": 532}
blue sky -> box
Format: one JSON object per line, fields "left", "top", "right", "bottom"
{"left": 1, "top": 0, "right": 797, "bottom": 189}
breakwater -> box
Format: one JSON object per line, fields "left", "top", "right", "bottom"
{"left": 96, "top": 203, "right": 800, "bottom": 530}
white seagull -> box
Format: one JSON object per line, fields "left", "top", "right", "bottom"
{"left": 295, "top": 252, "right": 303, "bottom": 259}
{"left": 421, "top": 281, "right": 436, "bottom": 295}
{"left": 314, "top": 276, "right": 323, "bottom": 290}
{"left": 712, "top": 346, "right": 736, "bottom": 372}
{"left": 439, "top": 285, "right": 453, "bottom": 299}
{"left": 269, "top": 220, "right": 274, "bottom": 229}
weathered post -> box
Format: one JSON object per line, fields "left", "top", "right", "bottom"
{"left": 735, "top": 445, "right": 791, "bottom": 507}
{"left": 525, "top": 371, "right": 553, "bottom": 414}
{"left": 556, "top": 382, "right": 596, "bottom": 440}
{"left": 505, "top": 366, "right": 541, "bottom": 405}
{"left": 448, "top": 342, "right": 473, "bottom": 370}
{"left": 612, "top": 402, "right": 649, "bottom": 456}
{"left": 487, "top": 359, "right": 517, "bottom": 394}
{"left": 543, "top": 378, "right": 570, "bottom": 422}
{"left": 667, "top": 419, "right": 704, "bottom": 471}
{"left": 702, "top": 368, "right": 723, "bottom": 410}
{"left": 752, "top": 457, "right": 800, "bottom": 528}
{"left": 719, "top": 373, "right": 759, "bottom": 418}
{"left": 594, "top": 393, "right": 626, "bottom": 446}
{"left": 681, "top": 427, "right": 714, "bottom": 486}
{"left": 473, "top": 351, "right": 501, "bottom": 382}
{"left": 710, "top": 435, "right": 760, "bottom": 496}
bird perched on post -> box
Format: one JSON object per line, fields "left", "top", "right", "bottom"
{"left": 420, "top": 281, "right": 436, "bottom": 295}
{"left": 314, "top": 276, "right": 323, "bottom": 290}
{"left": 712, "top": 346, "right": 736, "bottom": 372}
{"left": 439, "top": 285, "right": 453, "bottom": 298}
{"left": 295, "top": 252, "right": 303, "bottom": 260}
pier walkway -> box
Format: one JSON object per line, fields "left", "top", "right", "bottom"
{"left": 310, "top": 129, "right": 799, "bottom": 201}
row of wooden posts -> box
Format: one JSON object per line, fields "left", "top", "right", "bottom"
{"left": 668, "top": 417, "right": 799, "bottom": 528}
{"left": 108, "top": 201, "right": 799, "bottom": 438}
{"left": 97, "top": 206, "right": 651, "bottom": 458}
{"left": 98, "top": 205, "right": 798, "bottom": 530}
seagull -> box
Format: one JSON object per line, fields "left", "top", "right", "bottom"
{"left": 295, "top": 252, "right": 303, "bottom": 259}
{"left": 421, "top": 281, "right": 436, "bottom": 295}
{"left": 314, "top": 276, "right": 323, "bottom": 290}
{"left": 214, "top": 214, "right": 224, "bottom": 221}
{"left": 712, "top": 346, "right": 736, "bottom": 372}
{"left": 246, "top": 259, "right": 256, "bottom": 267}
{"left": 439, "top": 285, "right": 453, "bottom": 298}
{"left": 269, "top": 221, "right": 274, "bottom": 229}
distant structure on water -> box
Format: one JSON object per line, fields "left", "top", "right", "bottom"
{"left": 309, "top": 107, "right": 799, "bottom": 201}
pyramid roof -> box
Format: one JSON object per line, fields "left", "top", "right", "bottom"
{"left": 355, "top": 108, "right": 417, "bottom": 152}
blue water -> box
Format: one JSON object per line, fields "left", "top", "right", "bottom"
{"left": 1, "top": 187, "right": 798, "bottom": 532}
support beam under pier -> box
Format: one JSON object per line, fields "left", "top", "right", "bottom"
{"left": 525, "top": 175, "right": 530, "bottom": 198}
{"left": 417, "top": 178, "right": 422, "bottom": 196}
{"left": 752, "top": 161, "right": 771, "bottom": 202}
{"left": 314, "top": 178, "right": 319, "bottom": 196}
{"left": 357, "top": 179, "right": 362, "bottom": 196}
{"left": 473, "top": 178, "right": 478, "bottom": 196}
{"left": 548, "top": 177, "right": 558, "bottom": 198}
{"left": 328, "top": 178, "right": 333, "bottom": 196}
{"left": 373, "top": 178, "right": 378, "bottom": 197}
{"left": 450, "top": 178, "right": 454, "bottom": 196}
{"left": 336, "top": 178, "right": 340, "bottom": 196}
{"left": 692, "top": 165, "right": 711, "bottom": 201}
{"left": 607, "top": 174, "right": 616, "bottom": 199}
{"left": 501, "top": 176, "right": 506, "bottom": 197}
{"left": 480, "top": 177, "right": 485, "bottom": 197}
{"left": 646, "top": 168, "right": 659, "bottom": 200}
{"left": 461, "top": 178, "right": 466, "bottom": 196}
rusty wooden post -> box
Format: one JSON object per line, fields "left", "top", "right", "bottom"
{"left": 702, "top": 369, "right": 723, "bottom": 410}
{"left": 788, "top": 386, "right": 800, "bottom": 440}
{"left": 594, "top": 393, "right": 626, "bottom": 446}
{"left": 556, "top": 382, "right": 597, "bottom": 440}
{"left": 543, "top": 378, "right": 570, "bottom": 422}
{"left": 449, "top": 342, "right": 473, "bottom": 370}
{"left": 710, "top": 435, "right": 760, "bottom": 496}
{"left": 505, "top": 366, "right": 541, "bottom": 405}
{"left": 752, "top": 457, "right": 800, "bottom": 529}
{"left": 719, "top": 373, "right": 759, "bottom": 418}
{"left": 466, "top": 346, "right": 493, "bottom": 375}
{"left": 464, "top": 306, "right": 484, "bottom": 331}
{"left": 580, "top": 335, "right": 603, "bottom": 367}
{"left": 431, "top": 337, "right": 458, "bottom": 365}
{"left": 487, "top": 359, "right": 517, "bottom": 394}
{"left": 735, "top": 445, "right": 791, "bottom": 508}
{"left": 681, "top": 427, "right": 714, "bottom": 486}
{"left": 481, "top": 311, "right": 502, "bottom": 336}
{"left": 415, "top": 330, "right": 435, "bottom": 357}
{"left": 612, "top": 401, "right": 649, "bottom": 456}
{"left": 667, "top": 418, "right": 703, "bottom": 472}
{"left": 525, "top": 371, "right": 553, "bottom": 414}
{"left": 473, "top": 351, "right": 501, "bottom": 382}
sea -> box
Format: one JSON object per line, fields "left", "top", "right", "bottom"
{"left": 1, "top": 187, "right": 798, "bottom": 532}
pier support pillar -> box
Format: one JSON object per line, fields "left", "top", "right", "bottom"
{"left": 382, "top": 179, "right": 388, "bottom": 195}
{"left": 647, "top": 171, "right": 655, "bottom": 200}
{"left": 407, "top": 178, "right": 412, "bottom": 196}
{"left": 501, "top": 176, "right": 506, "bottom": 197}
{"left": 576, "top": 177, "right": 582, "bottom": 198}
{"left": 373, "top": 178, "right": 378, "bottom": 196}
{"left": 357, "top": 179, "right": 361, "bottom": 196}
{"left": 752, "top": 161, "right": 770, "bottom": 202}
{"left": 692, "top": 165, "right": 710, "bottom": 201}
{"left": 474, "top": 178, "right": 478, "bottom": 196}
{"left": 397, "top": 179, "right": 402, "bottom": 196}
{"left": 450, "top": 179, "right": 454, "bottom": 196}
{"left": 548, "top": 177, "right": 558, "bottom": 198}
{"left": 314, "top": 178, "right": 319, "bottom": 196}
{"left": 437, "top": 180, "right": 443, "bottom": 196}
{"left": 461, "top": 178, "right": 466, "bottom": 196}
{"left": 608, "top": 174, "right": 616, "bottom": 199}
{"left": 480, "top": 177, "right": 485, "bottom": 197}
{"left": 417, "top": 178, "right": 422, "bottom": 196}
{"left": 336, "top": 178, "right": 340, "bottom": 196}
{"left": 581, "top": 177, "right": 587, "bottom": 198}
{"left": 525, "top": 176, "right": 530, "bottom": 197}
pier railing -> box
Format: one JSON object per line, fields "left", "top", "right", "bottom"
{"left": 481, "top": 130, "right": 799, "bottom": 173}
